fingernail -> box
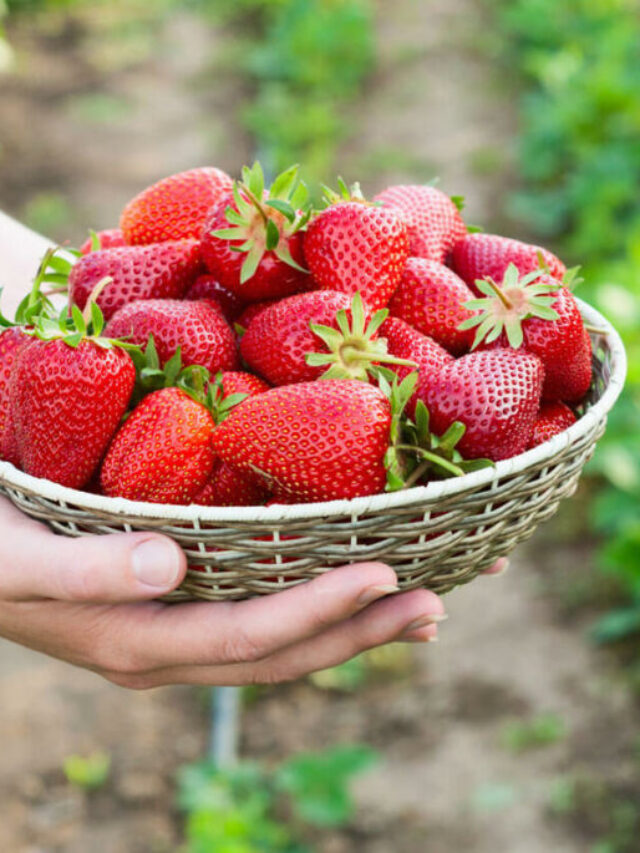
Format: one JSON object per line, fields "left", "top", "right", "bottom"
{"left": 357, "top": 584, "right": 399, "bottom": 607}
{"left": 489, "top": 558, "right": 510, "bottom": 577}
{"left": 132, "top": 538, "right": 181, "bottom": 588}
{"left": 402, "top": 613, "right": 448, "bottom": 633}
{"left": 403, "top": 633, "right": 439, "bottom": 644}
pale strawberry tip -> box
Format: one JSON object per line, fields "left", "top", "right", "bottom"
{"left": 306, "top": 292, "right": 418, "bottom": 382}
{"left": 458, "top": 263, "right": 562, "bottom": 350}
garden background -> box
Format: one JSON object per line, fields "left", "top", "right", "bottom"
{"left": 1, "top": 1, "right": 639, "bottom": 851}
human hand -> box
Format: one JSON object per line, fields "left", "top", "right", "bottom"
{"left": 0, "top": 498, "right": 453, "bottom": 689}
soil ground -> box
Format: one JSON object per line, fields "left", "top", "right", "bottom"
{"left": 1, "top": 2, "right": 638, "bottom": 852}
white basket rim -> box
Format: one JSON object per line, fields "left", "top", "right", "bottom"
{"left": 0, "top": 298, "right": 627, "bottom": 523}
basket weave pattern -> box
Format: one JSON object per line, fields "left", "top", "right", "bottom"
{"left": 0, "top": 300, "right": 626, "bottom": 601}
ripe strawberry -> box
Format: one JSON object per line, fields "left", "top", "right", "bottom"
{"left": 241, "top": 291, "right": 353, "bottom": 386}
{"left": 379, "top": 317, "right": 453, "bottom": 411}
{"left": 200, "top": 163, "right": 312, "bottom": 302}
{"left": 460, "top": 265, "right": 592, "bottom": 402}
{"left": 120, "top": 167, "right": 233, "bottom": 244}
{"left": 388, "top": 258, "right": 476, "bottom": 355}
{"left": 303, "top": 182, "right": 409, "bottom": 311}
{"left": 184, "top": 275, "right": 244, "bottom": 322}
{"left": 450, "top": 233, "right": 566, "bottom": 292}
{"left": 237, "top": 299, "right": 279, "bottom": 330}
{"left": 11, "top": 310, "right": 136, "bottom": 489}
{"left": 374, "top": 184, "right": 467, "bottom": 263}
{"left": 101, "top": 387, "right": 216, "bottom": 503}
{"left": 528, "top": 402, "right": 577, "bottom": 449}
{"left": 218, "top": 371, "right": 270, "bottom": 398}
{"left": 69, "top": 240, "right": 203, "bottom": 321}
{"left": 192, "top": 459, "right": 270, "bottom": 506}
{"left": 80, "top": 229, "right": 127, "bottom": 255}
{"left": 211, "top": 380, "right": 392, "bottom": 502}
{"left": 0, "top": 327, "right": 32, "bottom": 466}
{"left": 417, "top": 348, "right": 544, "bottom": 461}
{"left": 105, "top": 299, "right": 238, "bottom": 375}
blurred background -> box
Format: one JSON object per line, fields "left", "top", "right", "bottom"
{"left": 1, "top": 1, "right": 639, "bottom": 851}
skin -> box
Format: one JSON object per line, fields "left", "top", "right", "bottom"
{"left": 0, "top": 498, "right": 507, "bottom": 689}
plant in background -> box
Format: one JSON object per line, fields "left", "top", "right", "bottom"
{"left": 63, "top": 751, "right": 111, "bottom": 790}
{"left": 491, "top": 0, "right": 640, "bottom": 643}
{"left": 177, "top": 745, "right": 378, "bottom": 852}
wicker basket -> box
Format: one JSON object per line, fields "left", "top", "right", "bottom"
{"left": 0, "top": 298, "right": 626, "bottom": 601}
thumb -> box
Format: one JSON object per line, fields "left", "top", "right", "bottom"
{"left": 0, "top": 498, "right": 186, "bottom": 602}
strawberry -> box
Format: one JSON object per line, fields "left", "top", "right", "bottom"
{"left": 218, "top": 371, "right": 270, "bottom": 398}
{"left": 379, "top": 317, "right": 453, "bottom": 411}
{"left": 105, "top": 299, "right": 238, "bottom": 375}
{"left": 388, "top": 258, "right": 476, "bottom": 355}
{"left": 459, "top": 265, "right": 592, "bottom": 402}
{"left": 69, "top": 240, "right": 203, "bottom": 321}
{"left": 184, "top": 275, "right": 244, "bottom": 323}
{"left": 0, "top": 327, "right": 32, "bottom": 466}
{"left": 303, "top": 182, "right": 409, "bottom": 311}
{"left": 450, "top": 233, "right": 566, "bottom": 292}
{"left": 528, "top": 402, "right": 577, "bottom": 449}
{"left": 374, "top": 184, "right": 467, "bottom": 263}
{"left": 417, "top": 348, "right": 544, "bottom": 461}
{"left": 192, "top": 460, "right": 270, "bottom": 507}
{"left": 237, "top": 299, "right": 279, "bottom": 330}
{"left": 80, "top": 229, "right": 127, "bottom": 255}
{"left": 11, "top": 307, "right": 136, "bottom": 489}
{"left": 211, "top": 380, "right": 392, "bottom": 502}
{"left": 200, "top": 163, "right": 312, "bottom": 302}
{"left": 240, "top": 292, "right": 359, "bottom": 386}
{"left": 120, "top": 167, "right": 233, "bottom": 244}
{"left": 101, "top": 386, "right": 216, "bottom": 504}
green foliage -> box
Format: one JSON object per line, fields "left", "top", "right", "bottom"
{"left": 219, "top": 0, "right": 374, "bottom": 184}
{"left": 177, "top": 746, "right": 378, "bottom": 851}
{"left": 500, "top": 713, "right": 566, "bottom": 752}
{"left": 492, "top": 0, "right": 640, "bottom": 640}
{"left": 63, "top": 751, "right": 111, "bottom": 790}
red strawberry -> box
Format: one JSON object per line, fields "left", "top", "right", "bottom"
{"left": 461, "top": 266, "right": 592, "bottom": 402}
{"left": 237, "top": 299, "right": 279, "bottom": 330}
{"left": 101, "top": 387, "right": 216, "bottom": 504}
{"left": 218, "top": 371, "right": 270, "bottom": 398}
{"left": 69, "top": 240, "right": 203, "bottom": 321}
{"left": 450, "top": 233, "right": 566, "bottom": 292}
{"left": 184, "top": 275, "right": 244, "bottom": 322}
{"left": 200, "top": 163, "right": 312, "bottom": 302}
{"left": 105, "top": 299, "right": 238, "bottom": 375}
{"left": 528, "top": 402, "right": 577, "bottom": 449}
{"left": 388, "top": 258, "right": 476, "bottom": 355}
{"left": 303, "top": 183, "right": 409, "bottom": 311}
{"left": 11, "top": 319, "right": 135, "bottom": 489}
{"left": 379, "top": 317, "right": 453, "bottom": 410}
{"left": 120, "top": 167, "right": 233, "bottom": 244}
{"left": 80, "top": 228, "right": 127, "bottom": 255}
{"left": 211, "top": 380, "right": 392, "bottom": 502}
{"left": 374, "top": 184, "right": 467, "bottom": 263}
{"left": 0, "top": 327, "right": 33, "bottom": 466}
{"left": 417, "top": 348, "right": 544, "bottom": 461}
{"left": 192, "top": 460, "right": 270, "bottom": 507}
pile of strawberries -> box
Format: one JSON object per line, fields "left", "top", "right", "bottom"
{"left": 0, "top": 162, "right": 593, "bottom": 506}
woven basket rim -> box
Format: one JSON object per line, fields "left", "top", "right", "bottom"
{"left": 0, "top": 297, "right": 626, "bottom": 523}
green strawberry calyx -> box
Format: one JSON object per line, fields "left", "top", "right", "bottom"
{"left": 26, "top": 292, "right": 137, "bottom": 352}
{"left": 211, "top": 161, "right": 311, "bottom": 284}
{"left": 306, "top": 292, "right": 418, "bottom": 382}
{"left": 381, "top": 374, "right": 493, "bottom": 491}
{"left": 320, "top": 177, "right": 375, "bottom": 208}
{"left": 0, "top": 246, "right": 76, "bottom": 329}
{"left": 458, "top": 263, "right": 561, "bottom": 350}
{"left": 129, "top": 337, "right": 247, "bottom": 422}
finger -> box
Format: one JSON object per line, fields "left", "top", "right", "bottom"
{"left": 131, "top": 588, "right": 446, "bottom": 687}
{"left": 119, "top": 562, "right": 402, "bottom": 671}
{"left": 0, "top": 498, "right": 186, "bottom": 602}
{"left": 482, "top": 557, "right": 509, "bottom": 576}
